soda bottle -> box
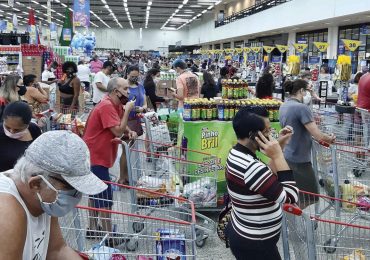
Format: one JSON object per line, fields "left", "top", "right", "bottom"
{"left": 212, "top": 99, "right": 218, "bottom": 120}
{"left": 201, "top": 99, "right": 207, "bottom": 121}
{"left": 229, "top": 101, "right": 235, "bottom": 120}
{"left": 206, "top": 101, "right": 213, "bottom": 121}
{"left": 244, "top": 80, "right": 249, "bottom": 99}
{"left": 218, "top": 100, "right": 225, "bottom": 121}
{"left": 195, "top": 100, "right": 201, "bottom": 121}
{"left": 227, "top": 80, "right": 233, "bottom": 99}
{"left": 268, "top": 100, "right": 274, "bottom": 122}
{"left": 191, "top": 100, "right": 197, "bottom": 121}
{"left": 224, "top": 101, "right": 230, "bottom": 121}
{"left": 273, "top": 101, "right": 279, "bottom": 122}
{"left": 183, "top": 99, "right": 192, "bottom": 121}
{"left": 222, "top": 80, "right": 228, "bottom": 99}
{"left": 233, "top": 80, "right": 239, "bottom": 99}
{"left": 235, "top": 101, "right": 241, "bottom": 115}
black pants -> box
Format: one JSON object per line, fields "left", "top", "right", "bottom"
{"left": 227, "top": 224, "right": 281, "bottom": 260}
{"left": 82, "top": 81, "right": 90, "bottom": 91}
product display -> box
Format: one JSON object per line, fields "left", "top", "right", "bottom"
{"left": 221, "top": 79, "right": 250, "bottom": 99}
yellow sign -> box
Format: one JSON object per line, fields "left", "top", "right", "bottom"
{"left": 342, "top": 39, "right": 362, "bottom": 51}
{"left": 275, "top": 44, "right": 288, "bottom": 53}
{"left": 263, "top": 46, "right": 275, "bottom": 53}
{"left": 243, "top": 47, "right": 251, "bottom": 53}
{"left": 225, "top": 55, "right": 232, "bottom": 60}
{"left": 224, "top": 48, "right": 234, "bottom": 54}
{"left": 234, "top": 48, "right": 243, "bottom": 54}
{"left": 294, "top": 43, "right": 308, "bottom": 53}
{"left": 313, "top": 42, "right": 329, "bottom": 52}
{"left": 208, "top": 50, "right": 214, "bottom": 55}
{"left": 7, "top": 22, "right": 13, "bottom": 32}
{"left": 251, "top": 47, "right": 262, "bottom": 53}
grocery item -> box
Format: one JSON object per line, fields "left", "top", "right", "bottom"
{"left": 221, "top": 79, "right": 250, "bottom": 99}
{"left": 155, "top": 229, "right": 186, "bottom": 260}
{"left": 340, "top": 249, "right": 366, "bottom": 260}
{"left": 342, "top": 180, "right": 356, "bottom": 212}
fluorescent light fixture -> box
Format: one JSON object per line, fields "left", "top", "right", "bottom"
{"left": 125, "top": 7, "right": 128, "bottom": 11}
{"left": 41, "top": 5, "right": 47, "bottom": 9}
{"left": 54, "top": 0, "right": 60, "bottom": 2}
{"left": 178, "top": 4, "right": 183, "bottom": 9}
{"left": 104, "top": 5, "right": 109, "bottom": 8}
{"left": 35, "top": 10, "right": 41, "bottom": 13}
{"left": 101, "top": 0, "right": 107, "bottom": 4}
{"left": 148, "top": 1, "right": 152, "bottom": 5}
{"left": 13, "top": 8, "right": 20, "bottom": 11}
{"left": 215, "top": 0, "right": 222, "bottom": 5}
{"left": 22, "top": 11, "right": 28, "bottom": 14}
{"left": 0, "top": 4, "right": 9, "bottom": 7}
{"left": 175, "top": 9, "right": 179, "bottom": 13}
{"left": 68, "top": 7, "right": 73, "bottom": 11}
{"left": 146, "top": 6, "right": 150, "bottom": 10}
{"left": 201, "top": 10, "right": 207, "bottom": 13}
{"left": 31, "top": 0, "right": 39, "bottom": 4}
{"left": 183, "top": 0, "right": 189, "bottom": 4}
{"left": 16, "top": 2, "right": 24, "bottom": 6}
{"left": 26, "top": 6, "right": 31, "bottom": 9}
{"left": 61, "top": 3, "right": 67, "bottom": 7}
{"left": 207, "top": 5, "right": 214, "bottom": 9}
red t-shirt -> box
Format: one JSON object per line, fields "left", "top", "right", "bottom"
{"left": 83, "top": 96, "right": 124, "bottom": 168}
{"left": 358, "top": 73, "right": 370, "bottom": 110}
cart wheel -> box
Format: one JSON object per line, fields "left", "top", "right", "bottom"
{"left": 125, "top": 239, "right": 138, "bottom": 252}
{"left": 195, "top": 229, "right": 208, "bottom": 248}
{"left": 323, "top": 239, "right": 337, "bottom": 254}
{"left": 353, "top": 167, "right": 363, "bottom": 177}
{"left": 132, "top": 222, "right": 145, "bottom": 233}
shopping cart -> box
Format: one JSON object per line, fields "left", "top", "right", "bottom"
{"left": 281, "top": 191, "right": 370, "bottom": 260}
{"left": 113, "top": 139, "right": 217, "bottom": 247}
{"left": 60, "top": 182, "right": 197, "bottom": 260}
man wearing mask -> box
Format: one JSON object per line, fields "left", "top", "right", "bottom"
{"left": 83, "top": 77, "right": 136, "bottom": 247}
{"left": 92, "top": 61, "right": 114, "bottom": 106}
{"left": 0, "top": 130, "right": 107, "bottom": 259}
{"left": 169, "top": 59, "right": 201, "bottom": 112}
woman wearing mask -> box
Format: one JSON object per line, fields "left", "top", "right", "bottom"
{"left": 201, "top": 71, "right": 218, "bottom": 99}
{"left": 300, "top": 71, "right": 322, "bottom": 106}
{"left": 0, "top": 101, "right": 41, "bottom": 171}
{"left": 0, "top": 75, "right": 27, "bottom": 121}
{"left": 57, "top": 61, "right": 81, "bottom": 110}
{"left": 143, "top": 68, "right": 165, "bottom": 111}
{"left": 280, "top": 79, "right": 336, "bottom": 208}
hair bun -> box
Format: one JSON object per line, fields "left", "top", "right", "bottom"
{"left": 283, "top": 80, "right": 294, "bottom": 93}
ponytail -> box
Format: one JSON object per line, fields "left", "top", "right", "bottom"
{"left": 283, "top": 79, "right": 308, "bottom": 95}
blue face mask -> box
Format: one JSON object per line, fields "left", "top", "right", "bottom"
{"left": 36, "top": 175, "right": 82, "bottom": 217}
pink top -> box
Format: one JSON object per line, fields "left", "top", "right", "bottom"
{"left": 175, "top": 71, "right": 200, "bottom": 108}
{"left": 90, "top": 60, "right": 103, "bottom": 74}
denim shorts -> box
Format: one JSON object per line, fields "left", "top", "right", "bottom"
{"left": 89, "top": 165, "right": 113, "bottom": 208}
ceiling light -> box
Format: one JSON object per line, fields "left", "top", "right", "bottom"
{"left": 146, "top": 6, "right": 150, "bottom": 10}
{"left": 215, "top": 0, "right": 222, "bottom": 5}
{"left": 61, "top": 3, "right": 67, "bottom": 7}
{"left": 101, "top": 0, "right": 107, "bottom": 4}
{"left": 183, "top": 0, "right": 189, "bottom": 4}
{"left": 179, "top": 4, "right": 184, "bottom": 9}
{"left": 0, "top": 4, "right": 9, "bottom": 7}
{"left": 201, "top": 10, "right": 207, "bottom": 13}
{"left": 35, "top": 10, "right": 40, "bottom": 13}
{"left": 22, "top": 11, "right": 28, "bottom": 14}
{"left": 16, "top": 2, "right": 24, "bottom": 6}
{"left": 31, "top": 0, "right": 38, "bottom": 4}
{"left": 54, "top": 0, "right": 60, "bottom": 2}
{"left": 41, "top": 5, "right": 47, "bottom": 9}
{"left": 13, "top": 8, "right": 20, "bottom": 11}
{"left": 343, "top": 19, "right": 351, "bottom": 22}
{"left": 68, "top": 7, "right": 73, "bottom": 11}
{"left": 190, "top": 5, "right": 201, "bottom": 7}
{"left": 207, "top": 5, "right": 214, "bottom": 10}
{"left": 104, "top": 5, "right": 109, "bottom": 9}
{"left": 175, "top": 9, "right": 179, "bottom": 13}
{"left": 148, "top": 1, "right": 152, "bottom": 5}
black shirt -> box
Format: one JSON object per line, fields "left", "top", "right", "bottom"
{"left": 201, "top": 82, "right": 218, "bottom": 100}
{"left": 144, "top": 79, "right": 165, "bottom": 111}
{"left": 0, "top": 122, "right": 41, "bottom": 171}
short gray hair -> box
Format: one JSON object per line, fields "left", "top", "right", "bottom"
{"left": 107, "top": 77, "right": 120, "bottom": 94}
{"left": 13, "top": 157, "right": 51, "bottom": 183}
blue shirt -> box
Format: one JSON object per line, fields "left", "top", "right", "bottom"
{"left": 128, "top": 84, "right": 146, "bottom": 119}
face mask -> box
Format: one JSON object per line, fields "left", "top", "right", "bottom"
{"left": 36, "top": 175, "right": 82, "bottom": 217}
{"left": 129, "top": 76, "right": 139, "bottom": 84}
{"left": 3, "top": 124, "right": 28, "bottom": 139}
{"left": 154, "top": 77, "right": 160, "bottom": 84}
{"left": 18, "top": 85, "right": 27, "bottom": 96}
{"left": 51, "top": 68, "right": 56, "bottom": 72}
{"left": 116, "top": 90, "right": 129, "bottom": 105}
{"left": 303, "top": 92, "right": 312, "bottom": 105}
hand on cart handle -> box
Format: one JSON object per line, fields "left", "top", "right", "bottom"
{"left": 282, "top": 203, "right": 302, "bottom": 216}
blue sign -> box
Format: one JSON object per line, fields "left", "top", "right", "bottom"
{"left": 360, "top": 24, "right": 370, "bottom": 35}
{"left": 297, "top": 39, "right": 307, "bottom": 44}
{"left": 247, "top": 55, "right": 255, "bottom": 62}
{"left": 338, "top": 44, "right": 345, "bottom": 55}
{"left": 271, "top": 56, "right": 282, "bottom": 63}
{"left": 73, "top": 0, "right": 90, "bottom": 27}
{"left": 0, "top": 20, "right": 6, "bottom": 31}
{"left": 309, "top": 56, "right": 321, "bottom": 64}
{"left": 62, "top": 28, "right": 72, "bottom": 41}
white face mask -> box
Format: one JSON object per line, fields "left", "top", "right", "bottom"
{"left": 51, "top": 68, "right": 56, "bottom": 72}
{"left": 3, "top": 124, "right": 28, "bottom": 139}
{"left": 303, "top": 91, "right": 312, "bottom": 105}
{"left": 154, "top": 77, "right": 160, "bottom": 84}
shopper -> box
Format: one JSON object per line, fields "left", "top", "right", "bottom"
{"left": 255, "top": 72, "right": 275, "bottom": 99}
{"left": 201, "top": 71, "right": 218, "bottom": 99}
{"left": 300, "top": 71, "right": 321, "bottom": 104}
{"left": 217, "top": 66, "right": 229, "bottom": 93}
{"left": 280, "top": 79, "right": 336, "bottom": 208}
{"left": 357, "top": 71, "right": 370, "bottom": 148}
{"left": 226, "top": 106, "right": 298, "bottom": 260}
{"left": 92, "top": 61, "right": 113, "bottom": 106}
{"left": 0, "top": 130, "right": 107, "bottom": 260}
{"left": 77, "top": 60, "right": 91, "bottom": 92}
{"left": 144, "top": 68, "right": 165, "bottom": 111}
{"left": 90, "top": 55, "right": 104, "bottom": 74}
{"left": 0, "top": 101, "right": 41, "bottom": 171}
{"left": 0, "top": 75, "right": 26, "bottom": 121}
{"left": 170, "top": 59, "right": 201, "bottom": 111}
{"left": 57, "top": 62, "right": 80, "bottom": 110}
{"left": 348, "top": 72, "right": 364, "bottom": 98}
{"left": 23, "top": 74, "right": 49, "bottom": 105}
{"left": 83, "top": 77, "right": 136, "bottom": 247}
{"left": 41, "top": 61, "right": 58, "bottom": 86}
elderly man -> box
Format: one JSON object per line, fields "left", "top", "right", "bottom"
{"left": 0, "top": 130, "right": 107, "bottom": 259}
{"left": 83, "top": 77, "right": 136, "bottom": 247}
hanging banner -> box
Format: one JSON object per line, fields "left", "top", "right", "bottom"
{"left": 251, "top": 47, "right": 261, "bottom": 53}
{"left": 12, "top": 13, "right": 18, "bottom": 30}
{"left": 73, "top": 0, "right": 90, "bottom": 27}
{"left": 275, "top": 44, "right": 288, "bottom": 53}
{"left": 243, "top": 47, "right": 251, "bottom": 53}
{"left": 0, "top": 20, "right": 6, "bottom": 31}
{"left": 271, "top": 56, "right": 282, "bottom": 63}
{"left": 263, "top": 46, "right": 275, "bottom": 54}
{"left": 62, "top": 28, "right": 72, "bottom": 41}
{"left": 7, "top": 22, "right": 13, "bottom": 32}
{"left": 50, "top": 22, "right": 57, "bottom": 40}
{"left": 8, "top": 0, "right": 14, "bottom": 7}
{"left": 313, "top": 42, "right": 329, "bottom": 52}
{"left": 234, "top": 48, "right": 243, "bottom": 54}
{"left": 293, "top": 43, "right": 308, "bottom": 53}
{"left": 341, "top": 39, "right": 362, "bottom": 51}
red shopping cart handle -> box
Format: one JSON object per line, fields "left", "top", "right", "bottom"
{"left": 318, "top": 140, "right": 330, "bottom": 147}
{"left": 35, "top": 109, "right": 54, "bottom": 118}
{"left": 283, "top": 204, "right": 302, "bottom": 216}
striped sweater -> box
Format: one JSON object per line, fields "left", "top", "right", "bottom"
{"left": 226, "top": 143, "right": 299, "bottom": 241}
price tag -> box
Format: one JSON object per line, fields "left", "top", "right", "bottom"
{"left": 251, "top": 47, "right": 261, "bottom": 53}
{"left": 313, "top": 42, "right": 329, "bottom": 52}
{"left": 342, "top": 39, "right": 362, "bottom": 51}
{"left": 263, "top": 46, "right": 275, "bottom": 54}
{"left": 243, "top": 47, "right": 251, "bottom": 53}
{"left": 275, "top": 45, "right": 288, "bottom": 53}
{"left": 293, "top": 43, "right": 308, "bottom": 53}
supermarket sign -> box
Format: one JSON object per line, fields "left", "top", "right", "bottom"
{"left": 313, "top": 42, "right": 329, "bottom": 52}
{"left": 294, "top": 43, "right": 308, "bottom": 53}
{"left": 275, "top": 44, "right": 288, "bottom": 53}
{"left": 263, "top": 46, "right": 275, "bottom": 54}
{"left": 341, "top": 39, "right": 362, "bottom": 52}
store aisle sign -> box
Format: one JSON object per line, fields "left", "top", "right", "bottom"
{"left": 243, "top": 47, "right": 251, "bottom": 53}
{"left": 62, "top": 28, "right": 72, "bottom": 41}
{"left": 294, "top": 43, "right": 308, "bottom": 53}
{"left": 73, "top": 0, "right": 90, "bottom": 27}
{"left": 271, "top": 56, "right": 282, "bottom": 63}
{"left": 309, "top": 56, "right": 321, "bottom": 64}
{"left": 263, "top": 46, "right": 275, "bottom": 54}
{"left": 341, "top": 39, "right": 362, "bottom": 51}
{"left": 313, "top": 42, "right": 329, "bottom": 52}
{"left": 251, "top": 47, "right": 262, "bottom": 53}
{"left": 275, "top": 45, "right": 288, "bottom": 53}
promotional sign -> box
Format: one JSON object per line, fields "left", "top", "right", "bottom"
{"left": 263, "top": 46, "right": 275, "bottom": 54}
{"left": 341, "top": 39, "right": 362, "bottom": 52}
{"left": 179, "top": 120, "right": 281, "bottom": 196}
{"left": 251, "top": 47, "right": 262, "bottom": 53}
{"left": 50, "top": 22, "right": 57, "bottom": 40}
{"left": 294, "top": 43, "right": 308, "bottom": 53}
{"left": 271, "top": 56, "right": 282, "bottom": 63}
{"left": 243, "top": 47, "right": 251, "bottom": 53}
{"left": 73, "top": 0, "right": 90, "bottom": 27}
{"left": 234, "top": 48, "right": 243, "bottom": 54}
{"left": 309, "top": 56, "right": 321, "bottom": 64}
{"left": 62, "top": 28, "right": 72, "bottom": 41}
{"left": 276, "top": 44, "right": 288, "bottom": 53}
{"left": 7, "top": 22, "right": 13, "bottom": 32}
{"left": 0, "top": 20, "right": 6, "bottom": 31}
{"left": 313, "top": 42, "right": 329, "bottom": 52}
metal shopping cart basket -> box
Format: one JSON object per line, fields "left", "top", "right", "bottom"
{"left": 281, "top": 191, "right": 370, "bottom": 260}
{"left": 60, "top": 182, "right": 197, "bottom": 260}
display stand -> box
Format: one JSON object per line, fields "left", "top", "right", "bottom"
{"left": 0, "top": 45, "right": 22, "bottom": 75}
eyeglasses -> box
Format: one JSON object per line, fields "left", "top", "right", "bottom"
{"left": 48, "top": 175, "right": 74, "bottom": 190}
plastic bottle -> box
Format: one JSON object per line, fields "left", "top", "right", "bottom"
{"left": 206, "top": 101, "right": 213, "bottom": 121}
{"left": 227, "top": 81, "right": 234, "bottom": 99}
{"left": 342, "top": 180, "right": 356, "bottom": 212}
{"left": 191, "top": 100, "right": 197, "bottom": 121}
{"left": 201, "top": 99, "right": 207, "bottom": 121}
{"left": 194, "top": 100, "right": 200, "bottom": 121}
{"left": 218, "top": 100, "right": 225, "bottom": 121}
{"left": 233, "top": 80, "right": 239, "bottom": 99}
{"left": 222, "top": 80, "right": 228, "bottom": 99}
{"left": 224, "top": 101, "right": 230, "bottom": 121}
{"left": 212, "top": 99, "right": 217, "bottom": 120}
{"left": 235, "top": 101, "right": 241, "bottom": 115}
{"left": 229, "top": 101, "right": 235, "bottom": 120}
{"left": 183, "top": 99, "right": 192, "bottom": 121}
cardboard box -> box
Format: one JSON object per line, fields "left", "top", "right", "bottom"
{"left": 156, "top": 80, "right": 174, "bottom": 97}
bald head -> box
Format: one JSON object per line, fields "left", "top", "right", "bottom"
{"left": 107, "top": 77, "right": 128, "bottom": 94}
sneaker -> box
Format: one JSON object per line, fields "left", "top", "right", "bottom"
{"left": 86, "top": 226, "right": 104, "bottom": 239}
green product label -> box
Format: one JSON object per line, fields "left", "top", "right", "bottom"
{"left": 273, "top": 110, "right": 279, "bottom": 122}
{"left": 230, "top": 108, "right": 235, "bottom": 119}
{"left": 269, "top": 110, "right": 274, "bottom": 121}
{"left": 201, "top": 109, "right": 207, "bottom": 120}
{"left": 224, "top": 108, "right": 230, "bottom": 120}
{"left": 212, "top": 108, "right": 217, "bottom": 119}
{"left": 222, "top": 87, "right": 228, "bottom": 99}
{"left": 191, "top": 109, "right": 197, "bottom": 119}
{"left": 207, "top": 108, "right": 213, "bottom": 119}
{"left": 233, "top": 88, "right": 238, "bottom": 99}
{"left": 227, "top": 88, "right": 233, "bottom": 99}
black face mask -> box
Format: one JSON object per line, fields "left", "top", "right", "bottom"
{"left": 129, "top": 76, "right": 139, "bottom": 85}
{"left": 17, "top": 85, "right": 27, "bottom": 96}
{"left": 116, "top": 90, "right": 129, "bottom": 105}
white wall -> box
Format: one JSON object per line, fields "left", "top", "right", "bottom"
{"left": 187, "top": 0, "right": 370, "bottom": 45}
{"left": 89, "top": 28, "right": 188, "bottom": 52}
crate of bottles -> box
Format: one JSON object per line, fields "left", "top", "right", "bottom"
{"left": 183, "top": 98, "right": 282, "bottom": 122}
{"left": 221, "top": 79, "right": 251, "bottom": 99}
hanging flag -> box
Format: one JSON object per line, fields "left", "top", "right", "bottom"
{"left": 60, "top": 8, "right": 74, "bottom": 46}
{"left": 73, "top": 0, "right": 90, "bottom": 27}
{"left": 243, "top": 47, "right": 251, "bottom": 53}
{"left": 27, "top": 9, "right": 39, "bottom": 44}
{"left": 341, "top": 39, "right": 362, "bottom": 52}
{"left": 50, "top": 22, "right": 57, "bottom": 40}
{"left": 313, "top": 42, "right": 329, "bottom": 52}
{"left": 12, "top": 13, "right": 18, "bottom": 30}
{"left": 47, "top": 0, "right": 51, "bottom": 24}
{"left": 263, "top": 46, "right": 275, "bottom": 54}
{"left": 251, "top": 47, "right": 261, "bottom": 53}
{"left": 293, "top": 43, "right": 308, "bottom": 53}
{"left": 0, "top": 20, "right": 7, "bottom": 31}
{"left": 275, "top": 44, "right": 288, "bottom": 53}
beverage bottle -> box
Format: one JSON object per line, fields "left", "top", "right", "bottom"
{"left": 183, "top": 99, "right": 192, "bottom": 121}
{"left": 268, "top": 100, "right": 274, "bottom": 122}
{"left": 191, "top": 100, "right": 197, "bottom": 121}
{"left": 273, "top": 101, "right": 279, "bottom": 122}
{"left": 218, "top": 100, "right": 225, "bottom": 121}
{"left": 195, "top": 100, "right": 201, "bottom": 121}
{"left": 229, "top": 101, "right": 235, "bottom": 120}
{"left": 224, "top": 101, "right": 230, "bottom": 121}
{"left": 200, "top": 99, "right": 206, "bottom": 121}
{"left": 207, "top": 101, "right": 213, "bottom": 121}
{"left": 235, "top": 101, "right": 240, "bottom": 115}
{"left": 228, "top": 81, "right": 234, "bottom": 99}
{"left": 233, "top": 80, "right": 239, "bottom": 99}
{"left": 222, "top": 80, "right": 228, "bottom": 99}
{"left": 342, "top": 180, "right": 356, "bottom": 212}
{"left": 212, "top": 99, "right": 217, "bottom": 120}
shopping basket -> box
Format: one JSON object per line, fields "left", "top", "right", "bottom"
{"left": 60, "top": 182, "right": 197, "bottom": 259}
